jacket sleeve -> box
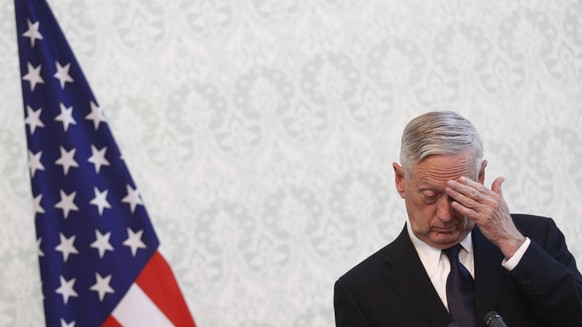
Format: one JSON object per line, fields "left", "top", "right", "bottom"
{"left": 510, "top": 217, "right": 582, "bottom": 326}
{"left": 333, "top": 278, "right": 371, "bottom": 327}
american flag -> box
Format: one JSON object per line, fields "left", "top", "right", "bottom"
{"left": 14, "top": 0, "right": 196, "bottom": 326}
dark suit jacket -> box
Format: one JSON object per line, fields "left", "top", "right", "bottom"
{"left": 334, "top": 214, "right": 582, "bottom": 327}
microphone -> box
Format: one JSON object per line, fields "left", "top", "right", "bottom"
{"left": 484, "top": 311, "right": 507, "bottom": 327}
{"left": 446, "top": 323, "right": 461, "bottom": 327}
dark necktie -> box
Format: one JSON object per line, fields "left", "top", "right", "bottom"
{"left": 444, "top": 244, "right": 477, "bottom": 327}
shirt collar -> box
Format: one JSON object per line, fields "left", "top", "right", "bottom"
{"left": 406, "top": 221, "right": 473, "bottom": 274}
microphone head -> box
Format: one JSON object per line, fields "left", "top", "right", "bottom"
{"left": 447, "top": 323, "right": 462, "bottom": 327}
{"left": 484, "top": 311, "right": 506, "bottom": 327}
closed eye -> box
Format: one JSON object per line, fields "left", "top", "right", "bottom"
{"left": 421, "top": 190, "right": 440, "bottom": 204}
{"left": 423, "top": 197, "right": 438, "bottom": 204}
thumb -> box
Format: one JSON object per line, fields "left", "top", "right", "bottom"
{"left": 491, "top": 176, "right": 505, "bottom": 195}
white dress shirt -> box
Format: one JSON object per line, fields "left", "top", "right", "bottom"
{"left": 406, "top": 222, "right": 531, "bottom": 310}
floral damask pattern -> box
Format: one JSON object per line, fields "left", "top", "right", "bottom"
{"left": 1, "top": 0, "right": 582, "bottom": 326}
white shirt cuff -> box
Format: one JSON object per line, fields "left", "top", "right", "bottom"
{"left": 501, "top": 237, "right": 531, "bottom": 271}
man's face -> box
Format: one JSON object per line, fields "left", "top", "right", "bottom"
{"left": 393, "top": 150, "right": 486, "bottom": 249}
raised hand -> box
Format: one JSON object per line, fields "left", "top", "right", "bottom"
{"left": 445, "top": 176, "right": 526, "bottom": 258}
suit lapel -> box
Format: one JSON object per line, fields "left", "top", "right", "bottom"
{"left": 472, "top": 227, "right": 507, "bottom": 321}
{"left": 382, "top": 226, "right": 452, "bottom": 326}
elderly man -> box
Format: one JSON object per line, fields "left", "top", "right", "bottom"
{"left": 334, "top": 111, "right": 582, "bottom": 326}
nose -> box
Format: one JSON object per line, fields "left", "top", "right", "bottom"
{"left": 437, "top": 195, "right": 455, "bottom": 222}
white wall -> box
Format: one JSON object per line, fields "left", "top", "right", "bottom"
{"left": 1, "top": 0, "right": 582, "bottom": 326}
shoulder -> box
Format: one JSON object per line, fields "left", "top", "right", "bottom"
{"left": 338, "top": 226, "right": 409, "bottom": 285}
{"left": 511, "top": 213, "right": 551, "bottom": 225}
{"left": 510, "top": 213, "right": 555, "bottom": 230}
{"left": 510, "top": 213, "right": 564, "bottom": 247}
{"left": 339, "top": 241, "right": 395, "bottom": 283}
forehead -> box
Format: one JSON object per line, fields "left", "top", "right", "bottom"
{"left": 410, "top": 152, "right": 477, "bottom": 186}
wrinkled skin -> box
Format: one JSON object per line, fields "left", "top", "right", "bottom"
{"left": 394, "top": 150, "right": 525, "bottom": 257}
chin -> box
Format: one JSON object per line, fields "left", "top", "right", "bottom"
{"left": 429, "top": 233, "right": 461, "bottom": 248}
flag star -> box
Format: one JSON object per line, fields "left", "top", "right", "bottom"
{"left": 90, "top": 187, "right": 112, "bottom": 216}
{"left": 121, "top": 184, "right": 143, "bottom": 213}
{"left": 55, "top": 233, "right": 79, "bottom": 262}
{"left": 25, "top": 105, "right": 45, "bottom": 135}
{"left": 22, "top": 19, "right": 43, "bottom": 48}
{"left": 90, "top": 230, "right": 114, "bottom": 258}
{"left": 123, "top": 228, "right": 147, "bottom": 257}
{"left": 55, "top": 276, "right": 78, "bottom": 304}
{"left": 54, "top": 61, "right": 74, "bottom": 89}
{"left": 37, "top": 238, "right": 44, "bottom": 257}
{"left": 90, "top": 273, "right": 115, "bottom": 301}
{"left": 32, "top": 194, "right": 45, "bottom": 215}
{"left": 85, "top": 101, "right": 107, "bottom": 130}
{"left": 28, "top": 150, "right": 45, "bottom": 178}
{"left": 55, "top": 146, "right": 79, "bottom": 175}
{"left": 54, "top": 103, "right": 77, "bottom": 132}
{"left": 54, "top": 190, "right": 79, "bottom": 219}
{"left": 22, "top": 62, "right": 44, "bottom": 91}
{"left": 88, "top": 145, "right": 110, "bottom": 173}
{"left": 60, "top": 318, "right": 75, "bottom": 327}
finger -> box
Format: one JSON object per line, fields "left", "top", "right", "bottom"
{"left": 446, "top": 180, "right": 481, "bottom": 208}
{"left": 447, "top": 178, "right": 487, "bottom": 201}
{"left": 450, "top": 200, "right": 479, "bottom": 220}
{"left": 457, "top": 176, "right": 491, "bottom": 195}
{"left": 491, "top": 176, "right": 505, "bottom": 195}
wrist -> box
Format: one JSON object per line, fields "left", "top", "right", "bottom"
{"left": 500, "top": 235, "right": 527, "bottom": 259}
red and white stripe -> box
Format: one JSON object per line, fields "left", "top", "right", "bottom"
{"left": 103, "top": 252, "right": 195, "bottom": 327}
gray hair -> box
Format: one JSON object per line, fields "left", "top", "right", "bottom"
{"left": 399, "top": 111, "right": 484, "bottom": 174}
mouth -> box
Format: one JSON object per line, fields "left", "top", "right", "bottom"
{"left": 432, "top": 225, "right": 458, "bottom": 233}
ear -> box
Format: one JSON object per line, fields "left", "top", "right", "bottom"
{"left": 478, "top": 159, "right": 487, "bottom": 184}
{"left": 393, "top": 162, "right": 406, "bottom": 198}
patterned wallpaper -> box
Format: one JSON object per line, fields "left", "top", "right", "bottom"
{"left": 1, "top": 0, "right": 582, "bottom": 326}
